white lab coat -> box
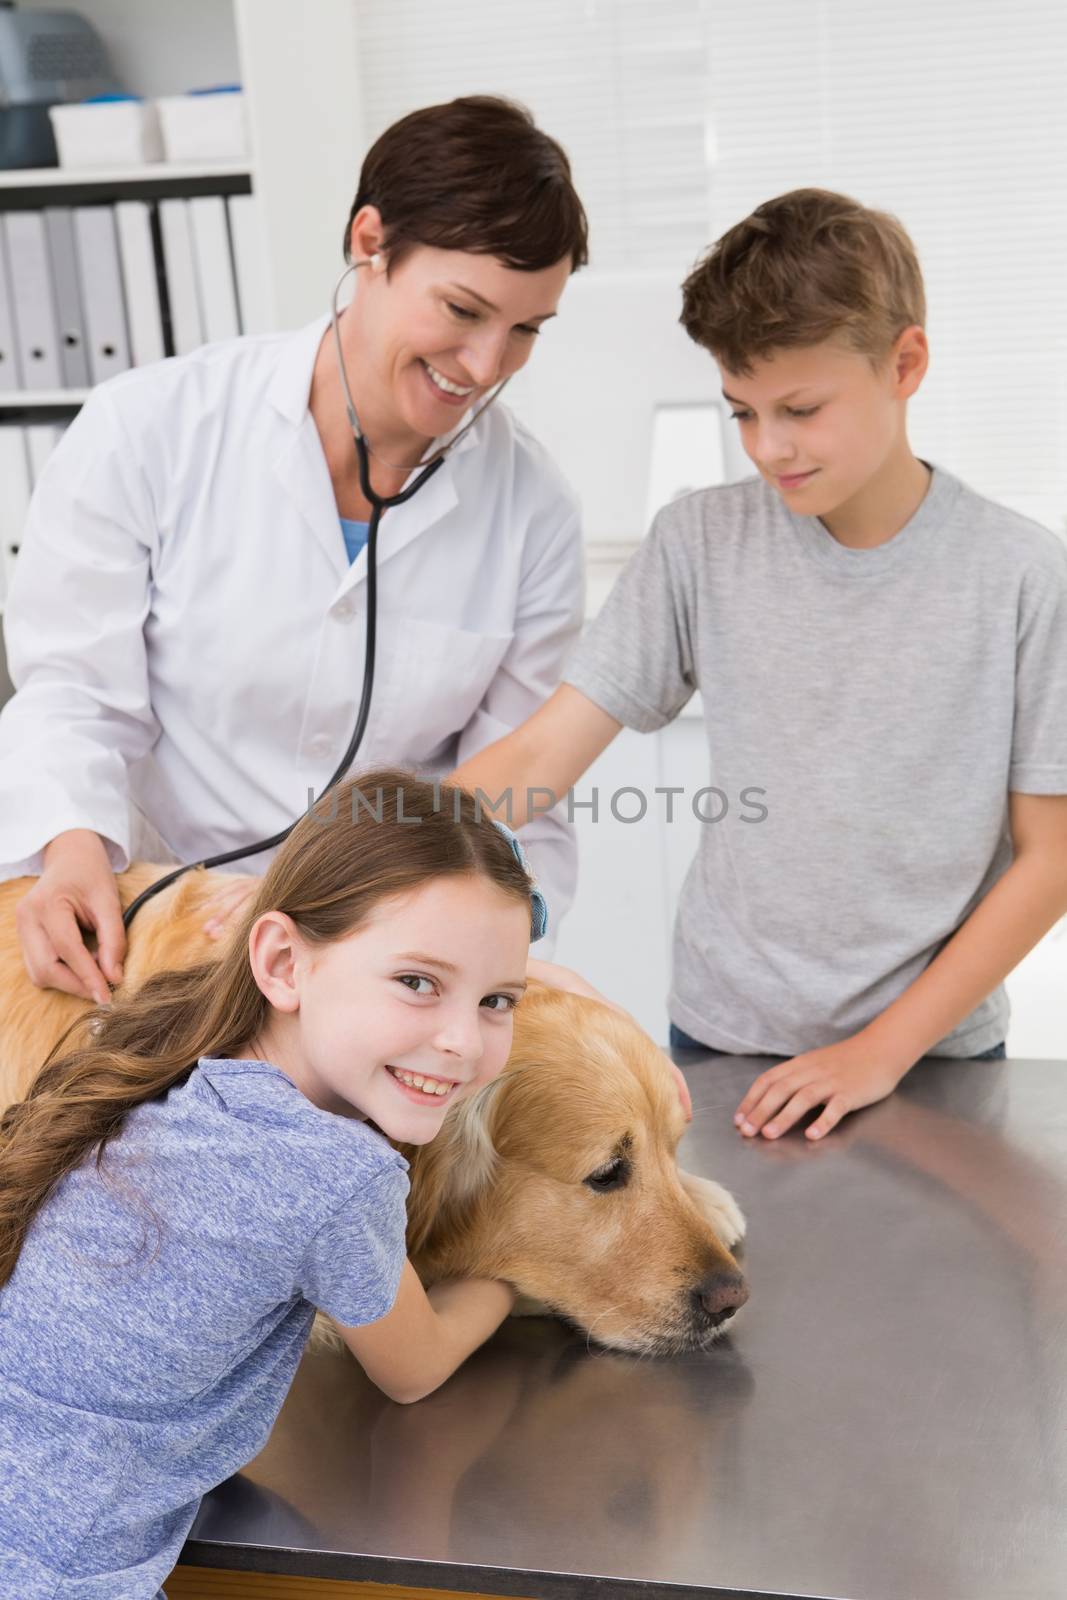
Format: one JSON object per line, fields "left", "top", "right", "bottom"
{"left": 0, "top": 316, "right": 584, "bottom": 950}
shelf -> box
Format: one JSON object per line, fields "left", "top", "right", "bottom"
{"left": 0, "top": 161, "right": 252, "bottom": 189}
{"left": 0, "top": 390, "right": 90, "bottom": 409}
{"left": 0, "top": 163, "right": 253, "bottom": 209}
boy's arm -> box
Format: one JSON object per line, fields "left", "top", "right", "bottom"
{"left": 452, "top": 686, "right": 694, "bottom": 1123}
{"left": 337, "top": 1260, "right": 516, "bottom": 1404}
{"left": 450, "top": 683, "right": 623, "bottom": 828}
{"left": 861, "top": 791, "right": 1067, "bottom": 1059}
{"left": 452, "top": 501, "right": 696, "bottom": 828}
{"left": 736, "top": 792, "right": 1067, "bottom": 1141}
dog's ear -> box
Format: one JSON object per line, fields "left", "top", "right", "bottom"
{"left": 403, "top": 1075, "right": 508, "bottom": 1256}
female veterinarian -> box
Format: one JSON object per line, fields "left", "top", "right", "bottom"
{"left": 0, "top": 770, "right": 540, "bottom": 1597}
{"left": 0, "top": 96, "right": 587, "bottom": 1006}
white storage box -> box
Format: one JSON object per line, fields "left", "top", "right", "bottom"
{"left": 156, "top": 88, "right": 248, "bottom": 164}
{"left": 49, "top": 97, "right": 164, "bottom": 169}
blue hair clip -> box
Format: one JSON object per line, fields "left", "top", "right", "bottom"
{"left": 492, "top": 819, "right": 549, "bottom": 942}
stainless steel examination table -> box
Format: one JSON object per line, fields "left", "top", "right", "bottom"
{"left": 174, "top": 1052, "right": 1067, "bottom": 1600}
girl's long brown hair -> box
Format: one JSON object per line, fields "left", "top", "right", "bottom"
{"left": 0, "top": 770, "right": 535, "bottom": 1288}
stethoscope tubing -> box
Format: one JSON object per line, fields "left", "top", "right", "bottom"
{"left": 120, "top": 448, "right": 440, "bottom": 931}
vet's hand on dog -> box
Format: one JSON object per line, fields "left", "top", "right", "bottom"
{"left": 15, "top": 829, "right": 126, "bottom": 1007}
{"left": 734, "top": 1033, "right": 913, "bottom": 1141}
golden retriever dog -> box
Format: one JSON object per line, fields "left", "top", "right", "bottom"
{"left": 0, "top": 866, "right": 748, "bottom": 1353}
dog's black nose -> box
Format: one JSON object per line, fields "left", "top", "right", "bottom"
{"left": 692, "top": 1270, "right": 749, "bottom": 1328}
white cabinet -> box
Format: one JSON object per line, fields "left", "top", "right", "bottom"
{"left": 0, "top": 0, "right": 367, "bottom": 404}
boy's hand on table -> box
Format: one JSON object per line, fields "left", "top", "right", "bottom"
{"left": 734, "top": 1034, "right": 914, "bottom": 1141}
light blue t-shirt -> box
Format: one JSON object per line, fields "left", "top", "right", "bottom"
{"left": 339, "top": 517, "right": 369, "bottom": 564}
{"left": 0, "top": 1057, "right": 409, "bottom": 1599}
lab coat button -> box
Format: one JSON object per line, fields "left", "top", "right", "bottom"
{"left": 333, "top": 599, "right": 355, "bottom": 622}
{"left": 310, "top": 734, "right": 332, "bottom": 758}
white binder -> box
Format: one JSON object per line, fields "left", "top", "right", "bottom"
{"left": 187, "top": 195, "right": 240, "bottom": 344}
{"left": 73, "top": 206, "right": 132, "bottom": 385}
{"left": 24, "top": 421, "right": 66, "bottom": 488}
{"left": 158, "top": 199, "right": 204, "bottom": 356}
{"left": 0, "top": 426, "right": 32, "bottom": 612}
{"left": 0, "top": 220, "right": 23, "bottom": 391}
{"left": 114, "top": 201, "right": 166, "bottom": 367}
{"left": 3, "top": 211, "right": 62, "bottom": 391}
{"left": 43, "top": 208, "right": 90, "bottom": 390}
{"left": 226, "top": 194, "right": 273, "bottom": 335}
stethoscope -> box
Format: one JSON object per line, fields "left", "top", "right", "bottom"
{"left": 122, "top": 257, "right": 510, "bottom": 931}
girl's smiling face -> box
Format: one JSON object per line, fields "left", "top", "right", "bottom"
{"left": 244, "top": 875, "right": 530, "bottom": 1144}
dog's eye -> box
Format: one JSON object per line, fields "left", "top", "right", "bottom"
{"left": 584, "top": 1158, "right": 630, "bottom": 1192}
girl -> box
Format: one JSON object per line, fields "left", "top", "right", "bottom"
{"left": 0, "top": 769, "right": 543, "bottom": 1600}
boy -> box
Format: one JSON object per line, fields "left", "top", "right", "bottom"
{"left": 451, "top": 189, "right": 1067, "bottom": 1143}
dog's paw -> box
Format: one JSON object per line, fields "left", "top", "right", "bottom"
{"left": 680, "top": 1170, "right": 747, "bottom": 1248}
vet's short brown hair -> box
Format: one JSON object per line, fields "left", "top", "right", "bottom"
{"left": 680, "top": 188, "right": 925, "bottom": 375}
{"left": 345, "top": 95, "right": 589, "bottom": 276}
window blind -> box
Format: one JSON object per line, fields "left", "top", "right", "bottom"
{"left": 352, "top": 0, "right": 1067, "bottom": 538}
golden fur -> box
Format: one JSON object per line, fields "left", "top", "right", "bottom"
{"left": 0, "top": 867, "right": 747, "bottom": 1353}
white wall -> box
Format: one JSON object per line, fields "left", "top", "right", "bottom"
{"left": 504, "top": 273, "right": 752, "bottom": 544}
{"left": 234, "top": 0, "right": 366, "bottom": 330}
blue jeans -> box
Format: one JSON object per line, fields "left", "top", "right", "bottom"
{"left": 668, "top": 1022, "right": 1006, "bottom": 1060}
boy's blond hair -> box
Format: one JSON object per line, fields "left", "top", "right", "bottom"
{"left": 680, "top": 188, "right": 925, "bottom": 376}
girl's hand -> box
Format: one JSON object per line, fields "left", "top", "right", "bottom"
{"left": 202, "top": 876, "right": 260, "bottom": 941}
{"left": 734, "top": 1034, "right": 916, "bottom": 1142}
{"left": 338, "top": 1262, "right": 515, "bottom": 1404}
{"left": 526, "top": 958, "right": 692, "bottom": 1122}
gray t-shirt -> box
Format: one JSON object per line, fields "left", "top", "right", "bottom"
{"left": 566, "top": 466, "right": 1067, "bottom": 1056}
{"left": 0, "top": 1057, "right": 409, "bottom": 1599}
